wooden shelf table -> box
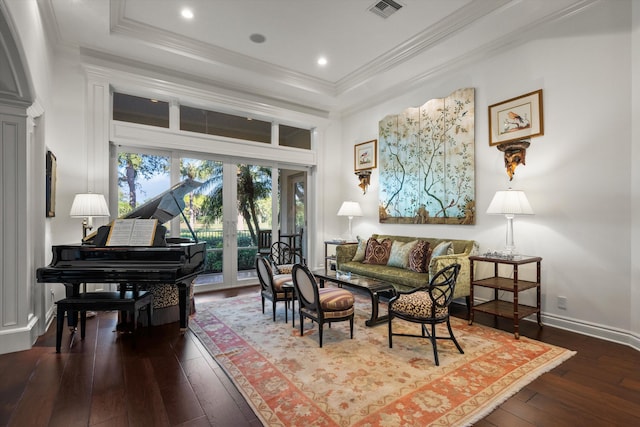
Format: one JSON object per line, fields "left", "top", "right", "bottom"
{"left": 468, "top": 254, "right": 542, "bottom": 339}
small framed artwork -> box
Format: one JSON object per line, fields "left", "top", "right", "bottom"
{"left": 488, "top": 89, "right": 544, "bottom": 146}
{"left": 46, "top": 150, "right": 57, "bottom": 217}
{"left": 354, "top": 139, "right": 377, "bottom": 171}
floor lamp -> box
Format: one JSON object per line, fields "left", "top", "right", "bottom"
{"left": 337, "top": 201, "right": 363, "bottom": 242}
{"left": 486, "top": 188, "right": 533, "bottom": 255}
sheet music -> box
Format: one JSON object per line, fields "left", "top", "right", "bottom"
{"left": 106, "top": 219, "right": 158, "bottom": 246}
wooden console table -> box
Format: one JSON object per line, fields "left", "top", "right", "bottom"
{"left": 468, "top": 254, "right": 542, "bottom": 339}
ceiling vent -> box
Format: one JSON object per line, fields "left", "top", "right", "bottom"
{"left": 369, "top": 0, "right": 403, "bottom": 19}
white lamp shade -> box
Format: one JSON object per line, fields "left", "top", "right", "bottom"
{"left": 70, "top": 193, "right": 110, "bottom": 218}
{"left": 337, "top": 201, "right": 363, "bottom": 217}
{"left": 486, "top": 189, "right": 533, "bottom": 215}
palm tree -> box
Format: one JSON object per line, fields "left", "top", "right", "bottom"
{"left": 198, "top": 163, "right": 272, "bottom": 245}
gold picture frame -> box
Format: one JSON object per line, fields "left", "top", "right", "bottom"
{"left": 354, "top": 139, "right": 377, "bottom": 171}
{"left": 488, "top": 89, "right": 544, "bottom": 146}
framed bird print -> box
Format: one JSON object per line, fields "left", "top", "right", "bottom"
{"left": 488, "top": 89, "right": 544, "bottom": 145}
{"left": 354, "top": 139, "right": 377, "bottom": 171}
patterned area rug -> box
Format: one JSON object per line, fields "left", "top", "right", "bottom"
{"left": 190, "top": 290, "right": 575, "bottom": 426}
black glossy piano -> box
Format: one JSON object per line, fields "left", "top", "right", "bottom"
{"left": 37, "top": 179, "right": 207, "bottom": 330}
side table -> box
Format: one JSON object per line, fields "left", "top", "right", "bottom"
{"left": 468, "top": 254, "right": 542, "bottom": 339}
{"left": 324, "top": 240, "right": 357, "bottom": 273}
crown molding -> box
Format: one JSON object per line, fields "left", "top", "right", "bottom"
{"left": 110, "top": 0, "right": 336, "bottom": 98}
{"left": 338, "top": 0, "right": 599, "bottom": 117}
{"left": 81, "top": 53, "right": 331, "bottom": 127}
{"left": 335, "top": 0, "right": 511, "bottom": 95}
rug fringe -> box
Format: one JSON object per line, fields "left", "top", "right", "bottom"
{"left": 458, "top": 349, "right": 577, "bottom": 426}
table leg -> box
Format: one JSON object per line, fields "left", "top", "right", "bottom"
{"left": 364, "top": 289, "right": 393, "bottom": 327}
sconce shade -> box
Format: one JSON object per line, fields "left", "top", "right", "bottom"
{"left": 70, "top": 193, "right": 110, "bottom": 218}
{"left": 486, "top": 189, "right": 533, "bottom": 216}
{"left": 337, "top": 201, "right": 363, "bottom": 217}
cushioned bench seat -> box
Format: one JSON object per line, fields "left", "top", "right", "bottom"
{"left": 55, "top": 290, "right": 153, "bottom": 353}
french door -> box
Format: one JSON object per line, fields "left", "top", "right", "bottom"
{"left": 113, "top": 146, "right": 276, "bottom": 291}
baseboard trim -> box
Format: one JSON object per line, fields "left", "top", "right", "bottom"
{"left": 540, "top": 313, "right": 639, "bottom": 352}
{"left": 0, "top": 315, "right": 40, "bottom": 355}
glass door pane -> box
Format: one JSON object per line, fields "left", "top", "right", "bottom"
{"left": 236, "top": 163, "right": 272, "bottom": 284}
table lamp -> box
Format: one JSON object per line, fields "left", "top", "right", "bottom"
{"left": 486, "top": 188, "right": 533, "bottom": 255}
{"left": 337, "top": 201, "right": 362, "bottom": 242}
{"left": 70, "top": 193, "right": 110, "bottom": 239}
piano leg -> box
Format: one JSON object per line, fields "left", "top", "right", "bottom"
{"left": 178, "top": 284, "right": 189, "bottom": 332}
{"left": 65, "top": 283, "right": 79, "bottom": 331}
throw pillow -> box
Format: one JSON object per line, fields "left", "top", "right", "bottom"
{"left": 352, "top": 237, "right": 368, "bottom": 262}
{"left": 362, "top": 238, "right": 392, "bottom": 265}
{"left": 432, "top": 241, "right": 453, "bottom": 257}
{"left": 408, "top": 241, "right": 432, "bottom": 273}
{"left": 387, "top": 240, "right": 418, "bottom": 268}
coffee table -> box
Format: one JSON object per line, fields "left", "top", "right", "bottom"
{"left": 311, "top": 269, "right": 396, "bottom": 326}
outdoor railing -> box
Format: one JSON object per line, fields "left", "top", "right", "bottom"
{"left": 183, "top": 229, "right": 259, "bottom": 273}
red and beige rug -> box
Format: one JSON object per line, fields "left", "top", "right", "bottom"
{"left": 190, "top": 291, "right": 575, "bottom": 426}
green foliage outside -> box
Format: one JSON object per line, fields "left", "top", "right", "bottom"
{"left": 117, "top": 152, "right": 273, "bottom": 273}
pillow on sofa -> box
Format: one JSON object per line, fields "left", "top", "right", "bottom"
{"left": 408, "top": 240, "right": 432, "bottom": 273}
{"left": 352, "top": 237, "right": 368, "bottom": 262}
{"left": 387, "top": 240, "right": 418, "bottom": 268}
{"left": 432, "top": 241, "right": 453, "bottom": 257}
{"left": 363, "top": 238, "right": 392, "bottom": 265}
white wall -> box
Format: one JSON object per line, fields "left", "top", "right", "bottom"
{"left": 337, "top": 1, "right": 638, "bottom": 347}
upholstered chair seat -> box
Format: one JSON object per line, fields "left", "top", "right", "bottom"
{"left": 301, "top": 288, "right": 355, "bottom": 320}
{"left": 390, "top": 292, "right": 448, "bottom": 320}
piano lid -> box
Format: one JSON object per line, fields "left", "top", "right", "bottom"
{"left": 124, "top": 178, "right": 202, "bottom": 223}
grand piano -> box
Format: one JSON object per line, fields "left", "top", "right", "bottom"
{"left": 37, "top": 179, "right": 207, "bottom": 331}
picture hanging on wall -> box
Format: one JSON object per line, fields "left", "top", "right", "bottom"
{"left": 378, "top": 88, "right": 475, "bottom": 225}
{"left": 488, "top": 89, "right": 544, "bottom": 146}
{"left": 46, "top": 150, "right": 57, "bottom": 217}
{"left": 354, "top": 139, "right": 377, "bottom": 171}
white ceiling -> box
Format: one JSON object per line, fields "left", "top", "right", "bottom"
{"left": 40, "top": 0, "right": 596, "bottom": 115}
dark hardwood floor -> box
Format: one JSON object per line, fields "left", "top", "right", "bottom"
{"left": 1, "top": 285, "right": 639, "bottom": 426}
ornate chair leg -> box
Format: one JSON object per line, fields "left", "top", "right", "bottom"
{"left": 388, "top": 316, "right": 394, "bottom": 348}
{"left": 319, "top": 322, "right": 324, "bottom": 347}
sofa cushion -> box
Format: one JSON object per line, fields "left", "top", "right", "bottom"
{"left": 363, "top": 238, "right": 392, "bottom": 265}
{"left": 432, "top": 241, "right": 453, "bottom": 257}
{"left": 352, "top": 237, "right": 367, "bottom": 262}
{"left": 408, "top": 240, "right": 432, "bottom": 273}
{"left": 387, "top": 240, "right": 417, "bottom": 268}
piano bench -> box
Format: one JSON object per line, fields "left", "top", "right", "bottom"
{"left": 55, "top": 291, "right": 153, "bottom": 353}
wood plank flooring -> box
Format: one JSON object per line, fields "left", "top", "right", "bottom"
{"left": 1, "top": 285, "right": 638, "bottom": 426}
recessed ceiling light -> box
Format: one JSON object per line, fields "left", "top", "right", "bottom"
{"left": 317, "top": 57, "right": 328, "bottom": 66}
{"left": 250, "top": 33, "right": 266, "bottom": 44}
{"left": 181, "top": 8, "right": 194, "bottom": 19}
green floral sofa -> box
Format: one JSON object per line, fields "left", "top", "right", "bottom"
{"left": 335, "top": 234, "right": 477, "bottom": 306}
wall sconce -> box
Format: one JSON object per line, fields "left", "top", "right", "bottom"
{"left": 497, "top": 139, "right": 530, "bottom": 181}
{"left": 355, "top": 170, "right": 371, "bottom": 194}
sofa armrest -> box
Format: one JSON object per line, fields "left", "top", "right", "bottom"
{"left": 429, "top": 254, "right": 470, "bottom": 299}
{"left": 336, "top": 244, "right": 358, "bottom": 268}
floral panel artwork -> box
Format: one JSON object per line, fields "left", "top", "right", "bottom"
{"left": 379, "top": 88, "right": 475, "bottom": 224}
